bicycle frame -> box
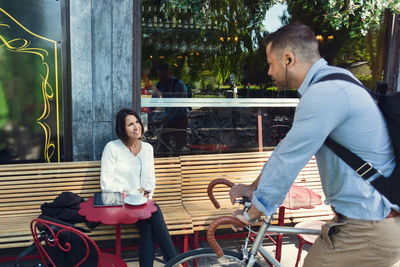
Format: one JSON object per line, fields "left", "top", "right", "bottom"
{"left": 206, "top": 179, "right": 322, "bottom": 267}
{"left": 244, "top": 218, "right": 321, "bottom": 267}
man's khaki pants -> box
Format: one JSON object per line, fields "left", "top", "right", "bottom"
{"left": 304, "top": 214, "right": 400, "bottom": 267}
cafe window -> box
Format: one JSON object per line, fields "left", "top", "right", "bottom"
{"left": 140, "top": 1, "right": 391, "bottom": 157}
{"left": 0, "top": 1, "right": 65, "bottom": 163}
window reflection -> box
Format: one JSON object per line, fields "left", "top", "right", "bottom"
{"left": 141, "top": 1, "right": 389, "bottom": 157}
{"left": 141, "top": 0, "right": 274, "bottom": 98}
{"left": 143, "top": 106, "right": 295, "bottom": 157}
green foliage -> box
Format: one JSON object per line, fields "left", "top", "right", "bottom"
{"left": 144, "top": 0, "right": 266, "bottom": 87}
{"left": 150, "top": 0, "right": 394, "bottom": 95}
{"left": 161, "top": 0, "right": 400, "bottom": 36}
{"left": 355, "top": 74, "right": 376, "bottom": 91}
{"left": 321, "top": 0, "right": 399, "bottom": 37}
{"left": 283, "top": 0, "right": 389, "bottom": 81}
{"left": 161, "top": 0, "right": 275, "bottom": 29}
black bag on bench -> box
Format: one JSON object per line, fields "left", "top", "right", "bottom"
{"left": 315, "top": 73, "right": 400, "bottom": 206}
{"left": 40, "top": 191, "right": 99, "bottom": 228}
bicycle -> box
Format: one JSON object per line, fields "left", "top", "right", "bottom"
{"left": 144, "top": 113, "right": 228, "bottom": 157}
{"left": 263, "top": 115, "right": 293, "bottom": 147}
{"left": 165, "top": 179, "right": 322, "bottom": 267}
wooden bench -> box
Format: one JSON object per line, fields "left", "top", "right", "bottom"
{"left": 179, "top": 151, "right": 334, "bottom": 248}
{"left": 180, "top": 151, "right": 271, "bottom": 232}
{"left": 0, "top": 150, "right": 334, "bottom": 260}
{"left": 0, "top": 157, "right": 193, "bottom": 252}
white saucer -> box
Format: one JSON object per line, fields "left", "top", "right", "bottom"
{"left": 124, "top": 195, "right": 148, "bottom": 206}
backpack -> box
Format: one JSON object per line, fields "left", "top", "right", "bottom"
{"left": 315, "top": 73, "right": 400, "bottom": 206}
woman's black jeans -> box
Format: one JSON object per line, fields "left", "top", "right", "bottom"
{"left": 136, "top": 203, "right": 176, "bottom": 267}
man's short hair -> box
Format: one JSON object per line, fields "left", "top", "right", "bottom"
{"left": 157, "top": 62, "right": 170, "bottom": 72}
{"left": 264, "top": 23, "right": 320, "bottom": 62}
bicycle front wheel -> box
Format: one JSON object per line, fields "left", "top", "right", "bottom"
{"left": 165, "top": 248, "right": 262, "bottom": 267}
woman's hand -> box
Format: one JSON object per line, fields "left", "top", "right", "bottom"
{"left": 142, "top": 188, "right": 151, "bottom": 198}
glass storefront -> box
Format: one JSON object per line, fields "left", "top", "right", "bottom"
{"left": 0, "top": 1, "right": 393, "bottom": 162}
{"left": 140, "top": 1, "right": 389, "bottom": 157}
{"left": 0, "top": 1, "right": 63, "bottom": 163}
{"left": 142, "top": 97, "right": 297, "bottom": 157}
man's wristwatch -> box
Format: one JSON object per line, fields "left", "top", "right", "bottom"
{"left": 243, "top": 209, "right": 257, "bottom": 223}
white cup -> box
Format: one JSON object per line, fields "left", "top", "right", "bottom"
{"left": 124, "top": 189, "right": 144, "bottom": 204}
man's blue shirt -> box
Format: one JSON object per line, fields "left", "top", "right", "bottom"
{"left": 252, "top": 58, "right": 397, "bottom": 220}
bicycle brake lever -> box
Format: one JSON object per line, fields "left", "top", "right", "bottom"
{"left": 242, "top": 196, "right": 251, "bottom": 203}
{"left": 234, "top": 196, "right": 251, "bottom": 208}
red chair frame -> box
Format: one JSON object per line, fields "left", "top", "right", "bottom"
{"left": 30, "top": 218, "right": 127, "bottom": 267}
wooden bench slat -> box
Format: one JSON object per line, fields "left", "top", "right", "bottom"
{"left": 0, "top": 157, "right": 193, "bottom": 249}
{"left": 0, "top": 151, "right": 332, "bottom": 250}
{"left": 180, "top": 152, "right": 333, "bottom": 232}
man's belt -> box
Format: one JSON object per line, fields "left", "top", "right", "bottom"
{"left": 386, "top": 209, "right": 400, "bottom": 218}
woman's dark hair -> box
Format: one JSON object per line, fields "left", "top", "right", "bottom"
{"left": 115, "top": 108, "right": 144, "bottom": 143}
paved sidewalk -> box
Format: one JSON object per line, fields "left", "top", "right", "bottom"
{"left": 1, "top": 232, "right": 310, "bottom": 267}
{"left": 122, "top": 234, "right": 310, "bottom": 266}
{"left": 4, "top": 232, "right": 400, "bottom": 266}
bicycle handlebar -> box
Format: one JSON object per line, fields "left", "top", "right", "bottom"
{"left": 207, "top": 178, "right": 235, "bottom": 209}
{"left": 206, "top": 216, "right": 246, "bottom": 258}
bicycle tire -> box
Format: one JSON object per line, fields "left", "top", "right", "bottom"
{"left": 165, "top": 248, "right": 262, "bottom": 267}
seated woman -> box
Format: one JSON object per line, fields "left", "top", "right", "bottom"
{"left": 100, "top": 108, "right": 177, "bottom": 266}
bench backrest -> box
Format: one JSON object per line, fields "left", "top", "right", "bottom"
{"left": 180, "top": 151, "right": 333, "bottom": 223}
{"left": 180, "top": 151, "right": 272, "bottom": 206}
{"left": 0, "top": 157, "right": 182, "bottom": 218}
{"left": 0, "top": 161, "right": 101, "bottom": 218}
{"left": 151, "top": 157, "right": 182, "bottom": 207}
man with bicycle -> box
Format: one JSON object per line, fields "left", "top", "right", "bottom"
{"left": 230, "top": 23, "right": 400, "bottom": 266}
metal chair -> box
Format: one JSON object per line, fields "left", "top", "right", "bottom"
{"left": 30, "top": 218, "right": 127, "bottom": 267}
{"left": 275, "top": 185, "right": 323, "bottom": 262}
{"left": 294, "top": 220, "right": 325, "bottom": 267}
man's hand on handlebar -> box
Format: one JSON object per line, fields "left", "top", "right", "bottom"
{"left": 231, "top": 209, "right": 247, "bottom": 231}
{"left": 229, "top": 183, "right": 256, "bottom": 205}
{"left": 232, "top": 205, "right": 263, "bottom": 231}
{"left": 207, "top": 178, "right": 266, "bottom": 257}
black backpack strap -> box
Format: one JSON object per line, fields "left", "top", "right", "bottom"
{"left": 315, "top": 73, "right": 366, "bottom": 89}
{"left": 316, "top": 73, "right": 381, "bottom": 181}
{"left": 324, "top": 137, "right": 380, "bottom": 180}
{"left": 316, "top": 73, "right": 379, "bottom": 99}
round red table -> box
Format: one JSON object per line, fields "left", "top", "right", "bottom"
{"left": 79, "top": 197, "right": 157, "bottom": 257}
